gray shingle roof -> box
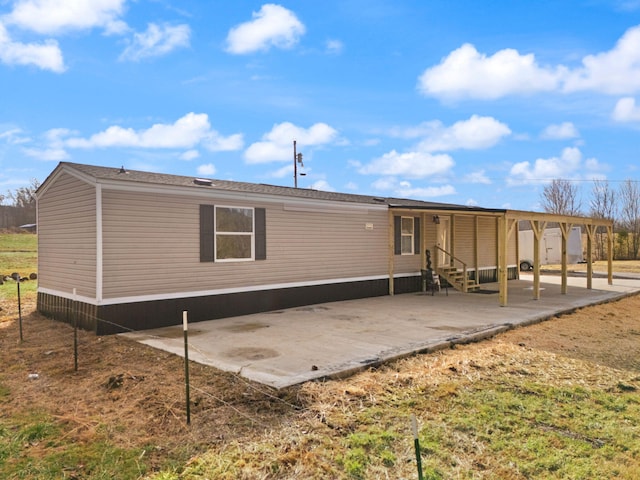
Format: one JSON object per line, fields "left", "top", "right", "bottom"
{"left": 54, "top": 162, "right": 505, "bottom": 213}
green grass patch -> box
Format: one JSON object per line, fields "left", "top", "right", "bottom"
{"left": 155, "top": 366, "right": 640, "bottom": 479}
{"left": 422, "top": 379, "right": 640, "bottom": 479}
{"left": 0, "top": 410, "right": 151, "bottom": 480}
{"left": 0, "top": 233, "right": 37, "bottom": 303}
{"left": 0, "top": 233, "right": 37, "bottom": 254}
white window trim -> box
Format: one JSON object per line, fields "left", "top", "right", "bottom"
{"left": 214, "top": 205, "right": 255, "bottom": 262}
{"left": 401, "top": 216, "right": 414, "bottom": 255}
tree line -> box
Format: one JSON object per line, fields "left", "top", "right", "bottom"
{"left": 541, "top": 178, "right": 640, "bottom": 260}
{"left": 0, "top": 179, "right": 40, "bottom": 229}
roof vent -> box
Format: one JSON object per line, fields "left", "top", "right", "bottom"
{"left": 372, "top": 197, "right": 386, "bottom": 202}
{"left": 118, "top": 166, "right": 128, "bottom": 174}
{"left": 194, "top": 178, "right": 213, "bottom": 186}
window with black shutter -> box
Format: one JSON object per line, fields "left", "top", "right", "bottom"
{"left": 200, "top": 205, "right": 266, "bottom": 262}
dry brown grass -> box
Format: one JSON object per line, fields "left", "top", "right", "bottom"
{"left": 542, "top": 259, "right": 640, "bottom": 273}
{"left": 2, "top": 293, "right": 640, "bottom": 478}
{"left": 0, "top": 311, "right": 303, "bottom": 472}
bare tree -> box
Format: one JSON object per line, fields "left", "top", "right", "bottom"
{"left": 619, "top": 179, "right": 640, "bottom": 259}
{"left": 2, "top": 179, "right": 40, "bottom": 227}
{"left": 589, "top": 180, "right": 617, "bottom": 260}
{"left": 8, "top": 178, "right": 40, "bottom": 208}
{"left": 540, "top": 179, "right": 582, "bottom": 215}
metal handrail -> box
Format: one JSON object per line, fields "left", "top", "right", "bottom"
{"left": 433, "top": 245, "right": 470, "bottom": 292}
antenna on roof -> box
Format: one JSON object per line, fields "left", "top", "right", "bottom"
{"left": 293, "top": 140, "right": 305, "bottom": 188}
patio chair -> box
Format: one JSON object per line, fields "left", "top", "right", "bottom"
{"left": 421, "top": 268, "right": 448, "bottom": 296}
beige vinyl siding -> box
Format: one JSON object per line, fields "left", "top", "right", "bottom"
{"left": 508, "top": 224, "right": 517, "bottom": 265}
{"left": 477, "top": 216, "right": 498, "bottom": 267}
{"left": 101, "top": 189, "right": 389, "bottom": 298}
{"left": 37, "top": 172, "right": 96, "bottom": 297}
{"left": 453, "top": 215, "right": 474, "bottom": 265}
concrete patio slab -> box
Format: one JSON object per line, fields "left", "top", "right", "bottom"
{"left": 121, "top": 275, "right": 640, "bottom": 388}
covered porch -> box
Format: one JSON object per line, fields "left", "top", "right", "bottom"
{"left": 387, "top": 206, "right": 614, "bottom": 306}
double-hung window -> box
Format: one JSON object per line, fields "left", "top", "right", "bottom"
{"left": 400, "top": 217, "right": 414, "bottom": 255}
{"left": 200, "top": 204, "right": 266, "bottom": 262}
{"left": 215, "top": 206, "right": 254, "bottom": 261}
{"left": 393, "top": 215, "right": 420, "bottom": 256}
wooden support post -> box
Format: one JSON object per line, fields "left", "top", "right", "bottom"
{"left": 498, "top": 216, "right": 508, "bottom": 306}
{"left": 531, "top": 220, "right": 546, "bottom": 300}
{"left": 450, "top": 214, "right": 456, "bottom": 267}
{"left": 559, "top": 223, "right": 572, "bottom": 295}
{"left": 420, "top": 213, "right": 426, "bottom": 293}
{"left": 474, "top": 216, "right": 479, "bottom": 286}
{"left": 586, "top": 225, "right": 595, "bottom": 290}
{"left": 388, "top": 210, "right": 395, "bottom": 296}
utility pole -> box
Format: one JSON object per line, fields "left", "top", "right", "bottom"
{"left": 293, "top": 140, "right": 298, "bottom": 188}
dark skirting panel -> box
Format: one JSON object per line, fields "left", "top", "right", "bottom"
{"left": 39, "top": 278, "right": 392, "bottom": 335}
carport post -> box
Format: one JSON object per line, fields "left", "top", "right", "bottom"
{"left": 183, "top": 311, "right": 191, "bottom": 425}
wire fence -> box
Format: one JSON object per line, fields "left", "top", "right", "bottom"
{"left": 11, "top": 299, "right": 306, "bottom": 423}
{"left": 3, "top": 291, "right": 429, "bottom": 478}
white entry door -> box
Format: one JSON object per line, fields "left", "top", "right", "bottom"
{"left": 436, "top": 216, "right": 451, "bottom": 266}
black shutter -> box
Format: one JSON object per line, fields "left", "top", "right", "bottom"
{"left": 394, "top": 216, "right": 401, "bottom": 255}
{"left": 255, "top": 208, "right": 266, "bottom": 260}
{"left": 414, "top": 216, "right": 421, "bottom": 255}
{"left": 200, "top": 204, "right": 215, "bottom": 262}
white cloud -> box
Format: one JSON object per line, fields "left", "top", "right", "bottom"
{"left": 359, "top": 150, "right": 454, "bottom": 178}
{"left": 396, "top": 184, "right": 456, "bottom": 199}
{"left": 465, "top": 198, "right": 478, "bottom": 206}
{"left": 541, "top": 122, "right": 579, "bottom": 139}
{"left": 373, "top": 177, "right": 458, "bottom": 198}
{"left": 0, "top": 21, "right": 65, "bottom": 72}
{"left": 21, "top": 127, "right": 73, "bottom": 160}
{"left": 325, "top": 39, "right": 343, "bottom": 55}
{"left": 612, "top": 97, "right": 640, "bottom": 122}
{"left": 418, "top": 24, "right": 640, "bottom": 100}
{"left": 120, "top": 23, "right": 190, "bottom": 61}
{"left": 463, "top": 170, "right": 491, "bottom": 184}
{"left": 180, "top": 149, "right": 199, "bottom": 160}
{"left": 244, "top": 121, "right": 338, "bottom": 163}
{"left": 371, "top": 177, "right": 398, "bottom": 191}
{"left": 418, "top": 43, "right": 562, "bottom": 100}
{"left": 616, "top": 0, "right": 640, "bottom": 11}
{"left": 205, "top": 132, "right": 244, "bottom": 152}
{"left": 4, "top": 0, "right": 128, "bottom": 35}
{"left": 0, "top": 127, "right": 30, "bottom": 144}
{"left": 23, "top": 146, "right": 69, "bottom": 160}
{"left": 197, "top": 163, "right": 216, "bottom": 176}
{"left": 266, "top": 164, "right": 293, "bottom": 178}
{"left": 309, "top": 179, "right": 335, "bottom": 191}
{"left": 416, "top": 115, "right": 511, "bottom": 152}
{"left": 66, "top": 113, "right": 243, "bottom": 151}
{"left": 507, "top": 147, "right": 601, "bottom": 185}
{"left": 225, "top": 4, "right": 305, "bottom": 54}
{"left": 563, "top": 25, "right": 640, "bottom": 95}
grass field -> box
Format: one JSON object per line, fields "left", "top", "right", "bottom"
{"left": 0, "top": 232, "right": 37, "bottom": 319}
{"left": 0, "top": 232, "right": 37, "bottom": 274}
{"left": 1, "top": 232, "right": 640, "bottom": 479}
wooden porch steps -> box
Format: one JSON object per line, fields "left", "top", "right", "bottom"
{"left": 436, "top": 266, "right": 480, "bottom": 293}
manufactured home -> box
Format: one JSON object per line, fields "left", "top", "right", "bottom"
{"left": 36, "top": 162, "right": 613, "bottom": 334}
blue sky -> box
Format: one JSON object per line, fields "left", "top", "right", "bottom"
{"left": 1, "top": 0, "right": 640, "bottom": 210}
